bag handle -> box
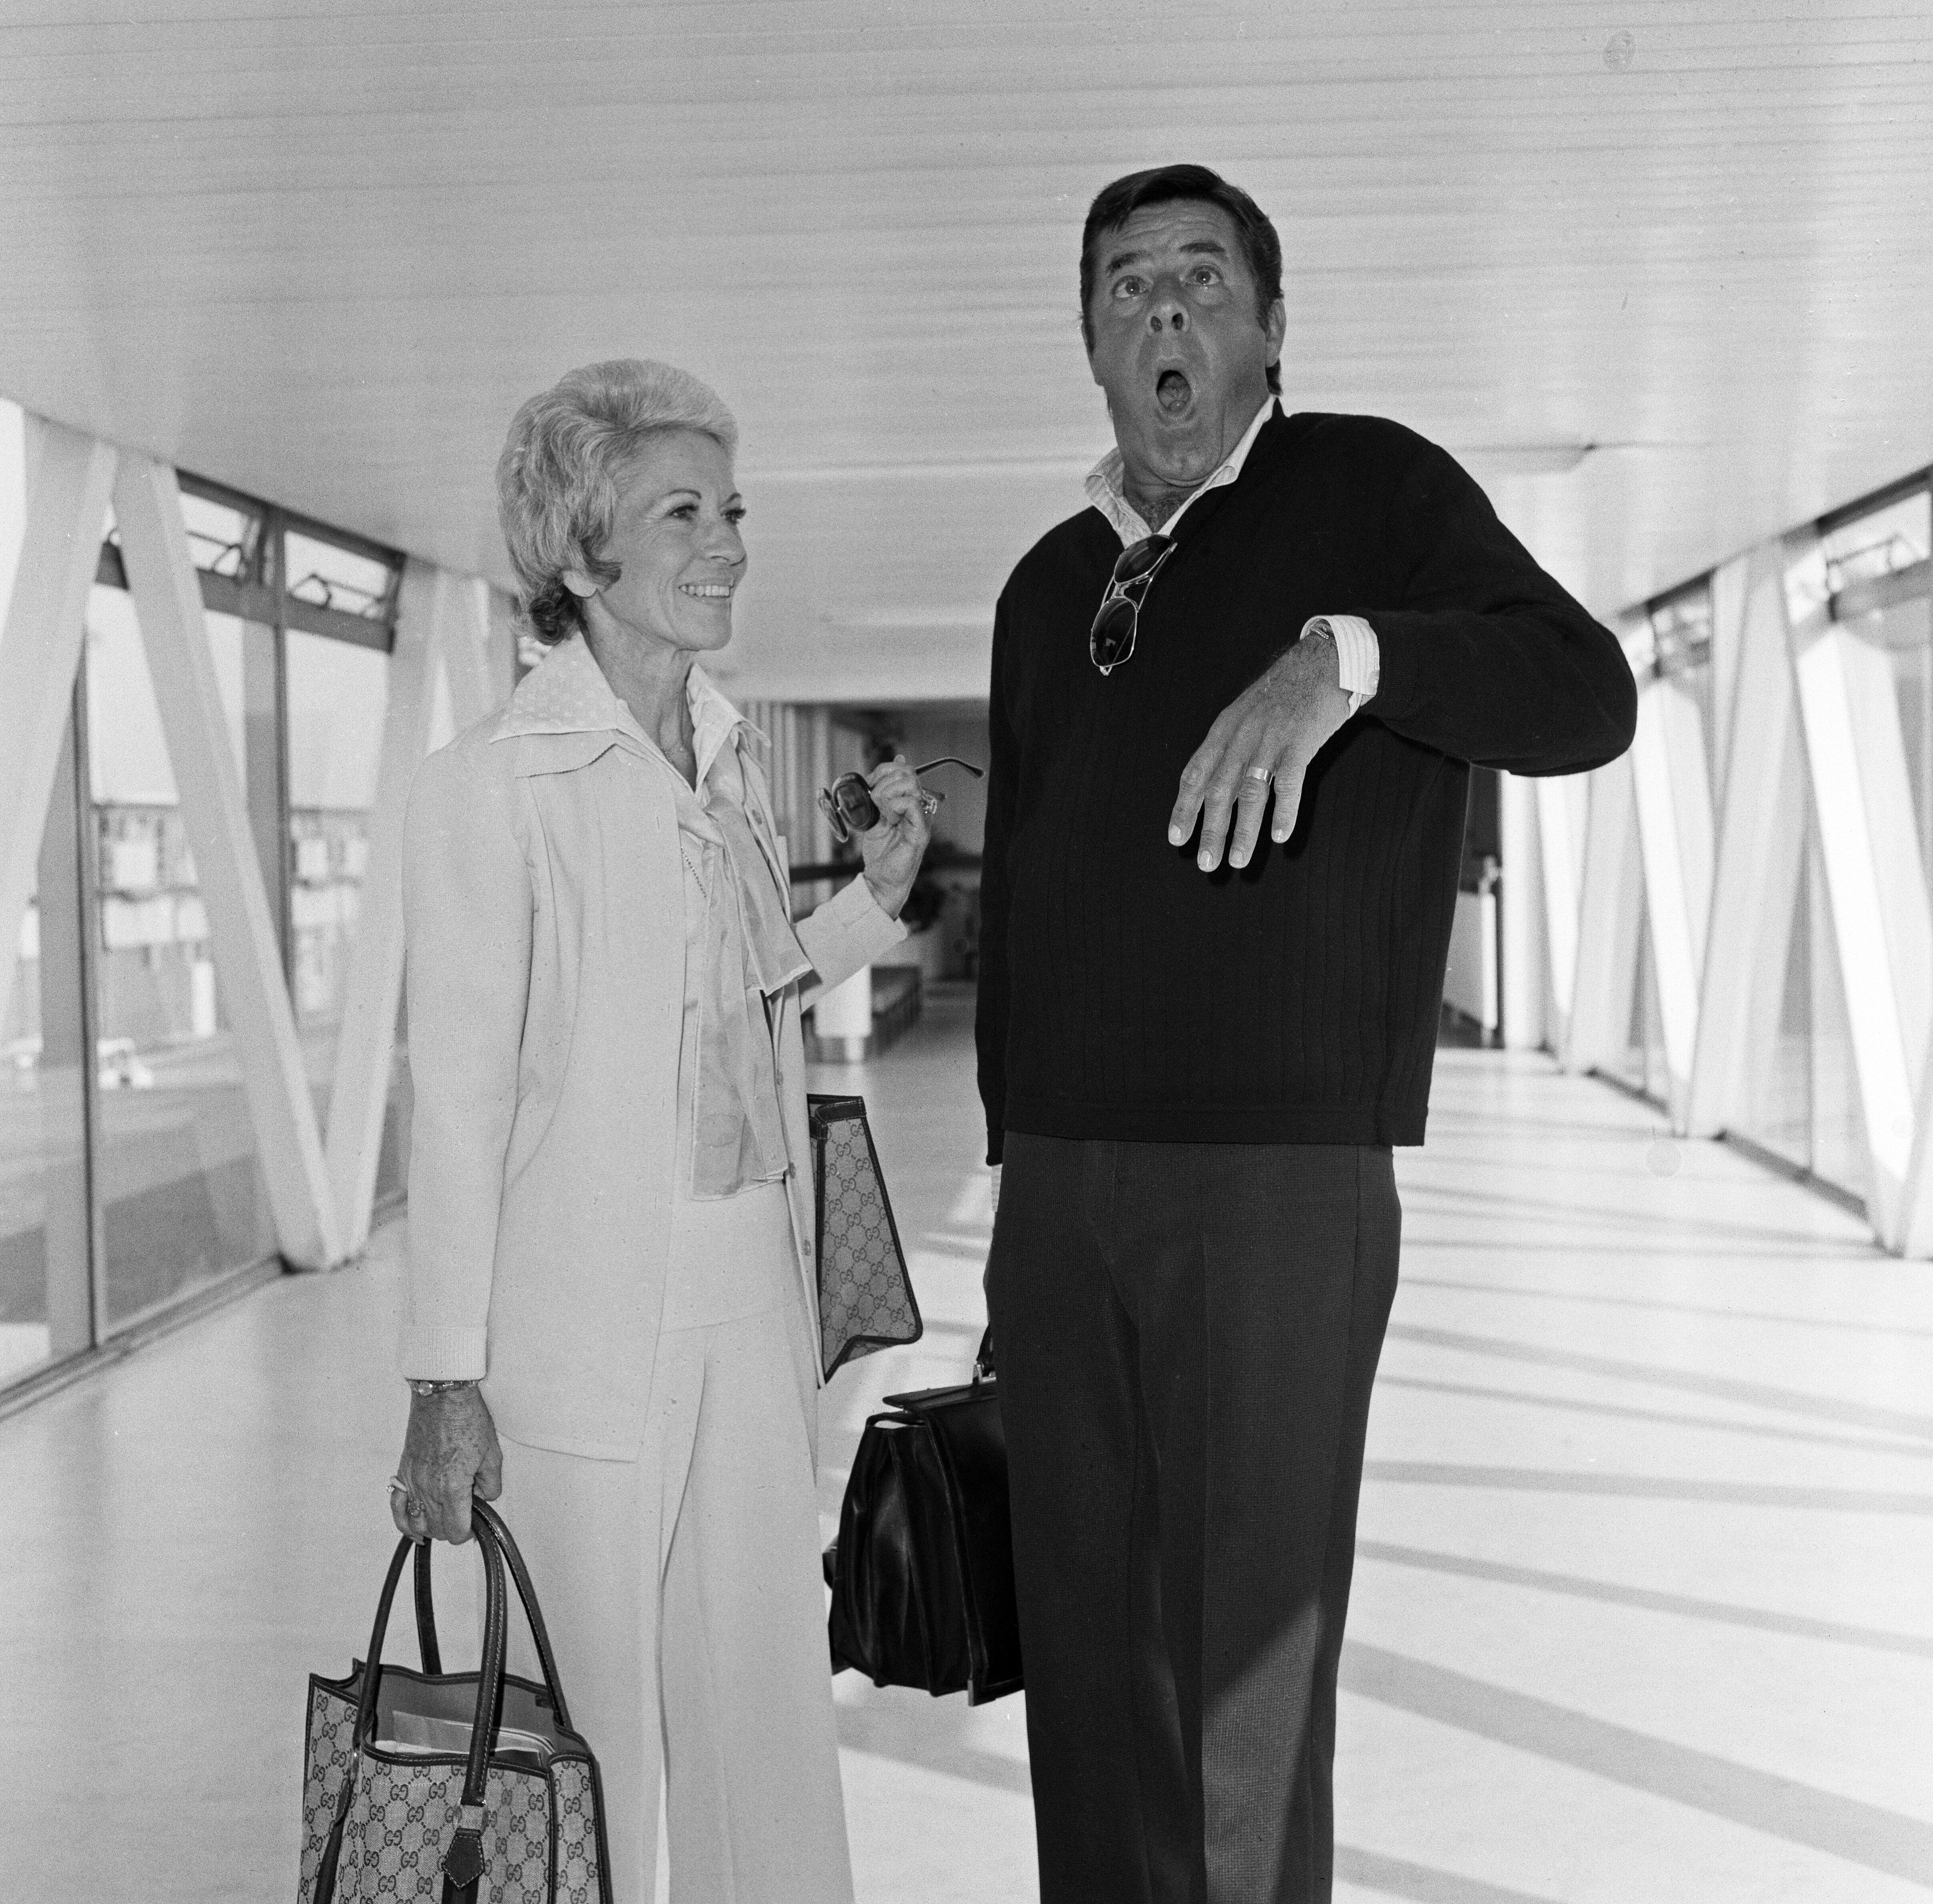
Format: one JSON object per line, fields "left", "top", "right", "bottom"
{"left": 344, "top": 1509, "right": 572, "bottom": 1902}
{"left": 412, "top": 1540, "right": 441, "bottom": 1675}
{"left": 344, "top": 1516, "right": 508, "bottom": 1900}
{"left": 409, "top": 1502, "right": 578, "bottom": 1733}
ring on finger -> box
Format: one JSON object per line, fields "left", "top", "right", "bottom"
{"left": 1245, "top": 765, "right": 1272, "bottom": 783}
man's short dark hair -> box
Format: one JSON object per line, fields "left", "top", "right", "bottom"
{"left": 1079, "top": 164, "right": 1285, "bottom": 395}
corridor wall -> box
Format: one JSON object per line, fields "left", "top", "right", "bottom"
{"left": 1514, "top": 471, "right": 1933, "bottom": 1254}
{"left": 0, "top": 403, "right": 514, "bottom": 1400}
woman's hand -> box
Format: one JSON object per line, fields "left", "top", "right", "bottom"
{"left": 857, "top": 754, "right": 934, "bottom": 920}
{"left": 391, "top": 1384, "right": 503, "bottom": 1544}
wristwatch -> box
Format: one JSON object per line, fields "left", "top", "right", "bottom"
{"left": 406, "top": 1377, "right": 477, "bottom": 1397}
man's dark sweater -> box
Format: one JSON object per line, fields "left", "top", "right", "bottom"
{"left": 976, "top": 407, "right": 1638, "bottom": 1162}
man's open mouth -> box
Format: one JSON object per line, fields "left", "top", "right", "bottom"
{"left": 1156, "top": 369, "right": 1193, "bottom": 416}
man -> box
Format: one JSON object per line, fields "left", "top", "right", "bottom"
{"left": 976, "top": 165, "right": 1637, "bottom": 1904}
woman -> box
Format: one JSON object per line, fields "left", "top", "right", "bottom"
{"left": 388, "top": 358, "right": 929, "bottom": 1902}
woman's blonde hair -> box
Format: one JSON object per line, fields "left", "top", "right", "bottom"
{"left": 495, "top": 359, "right": 739, "bottom": 644}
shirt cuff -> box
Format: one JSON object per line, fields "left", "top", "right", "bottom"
{"left": 1305, "top": 614, "right": 1380, "bottom": 712}
{"left": 796, "top": 870, "right": 908, "bottom": 1002}
{"left": 398, "top": 1324, "right": 488, "bottom": 1383}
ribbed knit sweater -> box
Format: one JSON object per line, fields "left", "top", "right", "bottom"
{"left": 975, "top": 408, "right": 1637, "bottom": 1163}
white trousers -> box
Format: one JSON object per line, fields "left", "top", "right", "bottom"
{"left": 496, "top": 1181, "right": 853, "bottom": 1904}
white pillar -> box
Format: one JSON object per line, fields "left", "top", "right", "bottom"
{"left": 0, "top": 422, "right": 117, "bottom": 1045}
{"left": 813, "top": 966, "right": 872, "bottom": 1063}
{"left": 1499, "top": 771, "right": 1544, "bottom": 1050}
{"left": 323, "top": 560, "right": 444, "bottom": 1254}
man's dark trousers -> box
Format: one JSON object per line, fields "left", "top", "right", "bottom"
{"left": 986, "top": 1132, "right": 1402, "bottom": 1904}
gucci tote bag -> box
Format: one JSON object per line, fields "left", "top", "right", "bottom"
{"left": 299, "top": 1501, "right": 612, "bottom": 1904}
{"left": 809, "top": 1093, "right": 923, "bottom": 1379}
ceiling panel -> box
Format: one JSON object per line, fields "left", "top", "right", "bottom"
{"left": 2, "top": 0, "right": 1929, "bottom": 701}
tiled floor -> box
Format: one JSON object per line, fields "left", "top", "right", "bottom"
{"left": 2, "top": 992, "right": 1929, "bottom": 1901}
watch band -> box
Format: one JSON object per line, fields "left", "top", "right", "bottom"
{"left": 407, "top": 1377, "right": 477, "bottom": 1397}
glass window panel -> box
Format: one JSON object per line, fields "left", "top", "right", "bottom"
{"left": 285, "top": 529, "right": 397, "bottom": 626}
{"left": 1, "top": 873, "right": 54, "bottom": 1386}
{"left": 1821, "top": 492, "right": 1931, "bottom": 591}
{"left": 178, "top": 491, "right": 261, "bottom": 580}
{"left": 0, "top": 781, "right": 92, "bottom": 1390}
{"left": 1735, "top": 842, "right": 1811, "bottom": 1172}
{"left": 1649, "top": 586, "right": 1717, "bottom": 774}
{"left": 1839, "top": 591, "right": 1933, "bottom": 891}
{"left": 2, "top": 404, "right": 93, "bottom": 1388}
{"left": 1598, "top": 912, "right": 1651, "bottom": 1094}
{"left": 285, "top": 630, "right": 411, "bottom": 1204}
{"left": 84, "top": 588, "right": 275, "bottom": 1330}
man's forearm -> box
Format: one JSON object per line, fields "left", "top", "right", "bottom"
{"left": 1357, "top": 442, "right": 1637, "bottom": 773}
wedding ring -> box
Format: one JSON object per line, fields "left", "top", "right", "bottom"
{"left": 918, "top": 790, "right": 942, "bottom": 817}
{"left": 1246, "top": 765, "right": 1272, "bottom": 782}
{"left": 387, "top": 1474, "right": 407, "bottom": 1495}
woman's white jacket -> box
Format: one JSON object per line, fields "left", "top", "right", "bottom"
{"left": 397, "top": 642, "right": 904, "bottom": 1458}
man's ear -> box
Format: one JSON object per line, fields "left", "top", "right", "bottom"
{"left": 1264, "top": 297, "right": 1287, "bottom": 366}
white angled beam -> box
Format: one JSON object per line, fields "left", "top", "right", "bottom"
{"left": 1566, "top": 749, "right": 1644, "bottom": 1076}
{"left": 1787, "top": 522, "right": 1930, "bottom": 1240}
{"left": 1707, "top": 552, "right": 1748, "bottom": 828}
{"left": 0, "top": 422, "right": 116, "bottom": 1043}
{"left": 113, "top": 454, "right": 346, "bottom": 1271}
{"left": 1687, "top": 545, "right": 1807, "bottom": 1138}
{"left": 1631, "top": 676, "right": 1715, "bottom": 1125}
{"left": 324, "top": 560, "right": 446, "bottom": 1254}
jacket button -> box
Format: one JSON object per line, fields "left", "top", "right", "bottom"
{"left": 802, "top": 1241, "right": 813, "bottom": 1258}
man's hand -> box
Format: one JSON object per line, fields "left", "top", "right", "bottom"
{"left": 392, "top": 1384, "right": 502, "bottom": 1545}
{"left": 1168, "top": 633, "right": 1353, "bottom": 871}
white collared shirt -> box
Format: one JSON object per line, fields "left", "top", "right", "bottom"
{"left": 1084, "top": 396, "right": 1380, "bottom": 711}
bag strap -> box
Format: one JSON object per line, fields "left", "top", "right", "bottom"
{"left": 412, "top": 1540, "right": 442, "bottom": 1675}
{"left": 439, "top": 1514, "right": 508, "bottom": 1902}
{"left": 408, "top": 1504, "right": 578, "bottom": 1733}
{"left": 471, "top": 1499, "right": 578, "bottom": 1733}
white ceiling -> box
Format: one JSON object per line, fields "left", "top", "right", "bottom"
{"left": 3, "top": 1, "right": 1929, "bottom": 702}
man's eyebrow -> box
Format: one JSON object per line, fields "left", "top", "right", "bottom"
{"left": 1103, "top": 236, "right": 1233, "bottom": 275}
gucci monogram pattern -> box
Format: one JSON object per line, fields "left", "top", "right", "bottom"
{"left": 551, "top": 1760, "right": 606, "bottom": 1904}
{"left": 299, "top": 1680, "right": 360, "bottom": 1902}
{"left": 332, "top": 1762, "right": 552, "bottom": 1901}
{"left": 816, "top": 1111, "right": 918, "bottom": 1376}
{"left": 298, "top": 1682, "right": 610, "bottom": 1904}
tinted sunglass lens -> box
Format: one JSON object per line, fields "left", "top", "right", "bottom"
{"left": 834, "top": 777, "right": 880, "bottom": 832}
{"left": 1091, "top": 596, "right": 1137, "bottom": 665}
{"left": 1116, "top": 536, "right": 1171, "bottom": 584}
